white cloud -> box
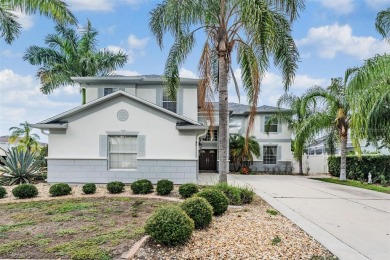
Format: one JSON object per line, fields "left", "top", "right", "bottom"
{"left": 10, "top": 11, "right": 34, "bottom": 30}
{"left": 66, "top": 0, "right": 113, "bottom": 11}
{"left": 317, "top": 0, "right": 354, "bottom": 14}
{"left": 0, "top": 69, "right": 79, "bottom": 136}
{"left": 227, "top": 68, "right": 328, "bottom": 106}
{"left": 127, "top": 34, "right": 149, "bottom": 49}
{"left": 1, "top": 49, "right": 22, "bottom": 58}
{"left": 179, "top": 68, "right": 198, "bottom": 79}
{"left": 297, "top": 23, "right": 390, "bottom": 59}
{"left": 106, "top": 45, "right": 134, "bottom": 64}
{"left": 364, "top": 0, "right": 389, "bottom": 9}
{"left": 114, "top": 70, "right": 140, "bottom": 76}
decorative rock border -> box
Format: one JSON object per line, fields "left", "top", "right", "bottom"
{"left": 120, "top": 235, "right": 151, "bottom": 259}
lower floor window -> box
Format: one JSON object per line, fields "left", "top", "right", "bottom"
{"left": 263, "top": 146, "right": 277, "bottom": 164}
{"left": 108, "top": 136, "right": 137, "bottom": 169}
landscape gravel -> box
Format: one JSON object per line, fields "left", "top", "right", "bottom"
{"left": 135, "top": 197, "right": 335, "bottom": 260}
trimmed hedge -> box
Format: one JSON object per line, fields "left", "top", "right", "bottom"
{"left": 196, "top": 188, "right": 229, "bottom": 216}
{"left": 12, "top": 184, "right": 38, "bottom": 199}
{"left": 49, "top": 183, "right": 72, "bottom": 197}
{"left": 145, "top": 205, "right": 194, "bottom": 246}
{"left": 0, "top": 186, "right": 6, "bottom": 199}
{"left": 131, "top": 179, "right": 153, "bottom": 194}
{"left": 179, "top": 183, "right": 199, "bottom": 198}
{"left": 82, "top": 183, "right": 96, "bottom": 194}
{"left": 328, "top": 155, "right": 390, "bottom": 183}
{"left": 156, "top": 179, "right": 174, "bottom": 195}
{"left": 107, "top": 181, "right": 125, "bottom": 194}
{"left": 181, "top": 197, "right": 213, "bottom": 229}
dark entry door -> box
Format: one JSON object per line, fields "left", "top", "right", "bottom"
{"left": 199, "top": 150, "right": 217, "bottom": 171}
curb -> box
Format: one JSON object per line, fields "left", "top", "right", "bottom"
{"left": 120, "top": 235, "right": 150, "bottom": 259}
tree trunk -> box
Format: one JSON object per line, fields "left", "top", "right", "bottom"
{"left": 218, "top": 49, "right": 229, "bottom": 183}
{"left": 298, "top": 156, "right": 303, "bottom": 175}
{"left": 339, "top": 135, "right": 347, "bottom": 180}
{"left": 81, "top": 88, "right": 86, "bottom": 105}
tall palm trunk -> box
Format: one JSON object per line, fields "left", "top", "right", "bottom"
{"left": 218, "top": 42, "right": 229, "bottom": 183}
{"left": 298, "top": 156, "right": 303, "bottom": 175}
{"left": 339, "top": 135, "right": 347, "bottom": 180}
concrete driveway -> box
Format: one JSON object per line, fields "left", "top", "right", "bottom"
{"left": 198, "top": 173, "right": 390, "bottom": 260}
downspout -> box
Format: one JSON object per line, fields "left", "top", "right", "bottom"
{"left": 196, "top": 127, "right": 209, "bottom": 180}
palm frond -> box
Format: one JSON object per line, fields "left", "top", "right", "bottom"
{"left": 0, "top": 5, "right": 21, "bottom": 43}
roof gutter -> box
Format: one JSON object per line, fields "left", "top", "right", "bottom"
{"left": 29, "top": 123, "right": 68, "bottom": 130}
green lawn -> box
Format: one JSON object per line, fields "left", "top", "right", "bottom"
{"left": 0, "top": 197, "right": 175, "bottom": 259}
{"left": 313, "top": 178, "right": 390, "bottom": 194}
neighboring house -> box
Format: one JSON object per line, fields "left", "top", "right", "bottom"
{"left": 0, "top": 135, "right": 46, "bottom": 156}
{"left": 302, "top": 136, "right": 390, "bottom": 174}
{"left": 31, "top": 75, "right": 294, "bottom": 184}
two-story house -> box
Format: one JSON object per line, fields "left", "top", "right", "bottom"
{"left": 31, "top": 75, "right": 294, "bottom": 184}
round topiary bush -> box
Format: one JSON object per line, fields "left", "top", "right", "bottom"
{"left": 0, "top": 186, "right": 7, "bottom": 199}
{"left": 180, "top": 197, "right": 213, "bottom": 229}
{"left": 156, "top": 179, "right": 174, "bottom": 195}
{"left": 145, "top": 205, "right": 194, "bottom": 246}
{"left": 178, "top": 183, "right": 199, "bottom": 198}
{"left": 49, "top": 183, "right": 72, "bottom": 197}
{"left": 12, "top": 184, "right": 38, "bottom": 199}
{"left": 196, "top": 188, "right": 229, "bottom": 216}
{"left": 131, "top": 179, "right": 153, "bottom": 194}
{"left": 82, "top": 183, "right": 96, "bottom": 194}
{"left": 107, "top": 181, "right": 125, "bottom": 194}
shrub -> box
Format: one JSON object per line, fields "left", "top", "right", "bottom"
{"left": 196, "top": 188, "right": 228, "bottom": 216}
{"left": 328, "top": 155, "right": 390, "bottom": 183}
{"left": 82, "top": 183, "right": 96, "bottom": 194}
{"left": 0, "top": 148, "right": 45, "bottom": 185}
{"left": 145, "top": 205, "right": 194, "bottom": 246}
{"left": 239, "top": 186, "right": 255, "bottom": 204}
{"left": 214, "top": 183, "right": 242, "bottom": 205}
{"left": 156, "top": 179, "right": 174, "bottom": 195}
{"left": 131, "top": 179, "right": 153, "bottom": 194}
{"left": 0, "top": 186, "right": 6, "bottom": 199}
{"left": 106, "top": 181, "right": 125, "bottom": 194}
{"left": 180, "top": 197, "right": 213, "bottom": 229}
{"left": 49, "top": 183, "right": 72, "bottom": 197}
{"left": 12, "top": 184, "right": 38, "bottom": 199}
{"left": 178, "top": 183, "right": 199, "bottom": 198}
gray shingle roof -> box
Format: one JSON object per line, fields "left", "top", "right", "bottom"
{"left": 210, "top": 102, "right": 288, "bottom": 115}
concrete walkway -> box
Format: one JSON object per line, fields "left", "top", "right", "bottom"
{"left": 198, "top": 173, "right": 390, "bottom": 260}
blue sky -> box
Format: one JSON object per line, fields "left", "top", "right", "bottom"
{"left": 0, "top": 0, "right": 389, "bottom": 142}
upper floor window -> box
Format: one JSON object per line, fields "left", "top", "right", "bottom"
{"left": 108, "top": 136, "right": 137, "bottom": 169}
{"left": 263, "top": 145, "right": 277, "bottom": 164}
{"left": 163, "top": 89, "right": 177, "bottom": 113}
{"left": 264, "top": 116, "right": 278, "bottom": 133}
{"left": 202, "top": 130, "right": 218, "bottom": 141}
{"left": 104, "top": 88, "right": 119, "bottom": 96}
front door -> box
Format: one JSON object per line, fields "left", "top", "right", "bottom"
{"left": 199, "top": 149, "right": 217, "bottom": 171}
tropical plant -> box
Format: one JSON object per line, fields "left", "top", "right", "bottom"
{"left": 0, "top": 148, "right": 45, "bottom": 185}
{"left": 150, "top": 0, "right": 304, "bottom": 182}
{"left": 24, "top": 21, "right": 128, "bottom": 104}
{"left": 296, "top": 78, "right": 350, "bottom": 180}
{"left": 0, "top": 0, "right": 76, "bottom": 44}
{"left": 345, "top": 8, "right": 390, "bottom": 149}
{"left": 229, "top": 134, "right": 260, "bottom": 172}
{"left": 265, "top": 94, "right": 309, "bottom": 174}
{"left": 9, "top": 121, "right": 41, "bottom": 152}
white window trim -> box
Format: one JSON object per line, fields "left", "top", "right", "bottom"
{"left": 108, "top": 135, "right": 137, "bottom": 170}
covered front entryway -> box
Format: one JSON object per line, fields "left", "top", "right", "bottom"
{"left": 199, "top": 149, "right": 217, "bottom": 171}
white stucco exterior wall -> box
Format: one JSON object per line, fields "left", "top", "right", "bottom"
{"left": 48, "top": 96, "right": 197, "bottom": 160}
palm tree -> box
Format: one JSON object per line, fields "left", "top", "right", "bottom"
{"left": 265, "top": 93, "right": 309, "bottom": 174}
{"left": 0, "top": 0, "right": 76, "bottom": 44}
{"left": 297, "top": 78, "right": 350, "bottom": 180}
{"left": 23, "top": 21, "right": 128, "bottom": 104}
{"left": 346, "top": 8, "right": 390, "bottom": 149}
{"left": 229, "top": 134, "right": 260, "bottom": 172}
{"left": 150, "top": 0, "right": 303, "bottom": 182}
{"left": 9, "top": 121, "right": 40, "bottom": 152}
